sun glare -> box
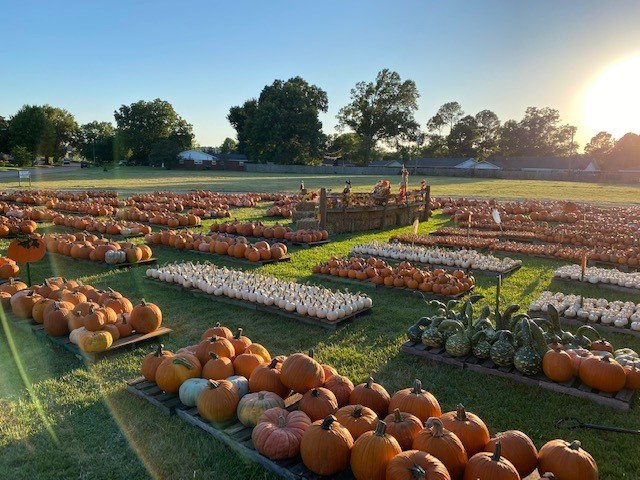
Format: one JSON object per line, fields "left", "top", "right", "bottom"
{"left": 583, "top": 55, "right": 640, "bottom": 138}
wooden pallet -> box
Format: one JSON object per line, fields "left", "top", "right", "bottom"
{"left": 125, "top": 377, "right": 183, "bottom": 414}
{"left": 528, "top": 310, "right": 640, "bottom": 340}
{"left": 145, "top": 278, "right": 371, "bottom": 330}
{"left": 553, "top": 275, "right": 640, "bottom": 295}
{"left": 402, "top": 341, "right": 636, "bottom": 411}
{"left": 290, "top": 239, "right": 331, "bottom": 248}
{"left": 30, "top": 324, "right": 172, "bottom": 361}
{"left": 43, "top": 252, "right": 158, "bottom": 270}
{"left": 310, "top": 273, "right": 472, "bottom": 301}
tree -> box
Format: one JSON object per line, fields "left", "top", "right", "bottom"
{"left": 79, "top": 121, "right": 115, "bottom": 165}
{"left": 326, "top": 132, "right": 377, "bottom": 166}
{"left": 238, "top": 76, "right": 328, "bottom": 165}
{"left": 8, "top": 105, "right": 52, "bottom": 156}
{"left": 10, "top": 146, "right": 31, "bottom": 166}
{"left": 474, "top": 110, "right": 501, "bottom": 159}
{"left": 447, "top": 115, "right": 479, "bottom": 157}
{"left": 428, "top": 102, "right": 464, "bottom": 133}
{"left": 42, "top": 105, "right": 79, "bottom": 161}
{"left": 421, "top": 134, "right": 449, "bottom": 157}
{"left": 498, "top": 107, "right": 577, "bottom": 157}
{"left": 0, "top": 116, "right": 10, "bottom": 154}
{"left": 584, "top": 131, "right": 615, "bottom": 158}
{"left": 608, "top": 133, "right": 640, "bottom": 170}
{"left": 219, "top": 137, "right": 238, "bottom": 154}
{"left": 227, "top": 99, "right": 258, "bottom": 155}
{"left": 149, "top": 137, "right": 183, "bottom": 169}
{"left": 114, "top": 99, "right": 194, "bottom": 164}
{"left": 337, "top": 69, "right": 420, "bottom": 164}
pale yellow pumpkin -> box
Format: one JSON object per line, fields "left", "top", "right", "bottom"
{"left": 80, "top": 330, "right": 113, "bottom": 352}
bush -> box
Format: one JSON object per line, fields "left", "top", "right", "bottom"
{"left": 10, "top": 146, "right": 32, "bottom": 167}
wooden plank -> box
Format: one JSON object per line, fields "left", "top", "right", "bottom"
{"left": 402, "top": 341, "right": 634, "bottom": 411}
{"left": 125, "top": 376, "right": 183, "bottom": 415}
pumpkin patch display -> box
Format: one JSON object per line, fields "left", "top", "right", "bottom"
{"left": 383, "top": 409, "right": 423, "bottom": 450}
{"left": 298, "top": 387, "right": 339, "bottom": 422}
{"left": 412, "top": 418, "right": 468, "bottom": 480}
{"left": 389, "top": 379, "right": 441, "bottom": 422}
{"left": 334, "top": 404, "right": 378, "bottom": 440}
{"left": 249, "top": 358, "right": 288, "bottom": 398}
{"left": 440, "top": 405, "right": 490, "bottom": 457}
{"left": 41, "top": 232, "right": 153, "bottom": 265}
{"left": 349, "top": 376, "right": 390, "bottom": 418}
{"left": 281, "top": 350, "right": 325, "bottom": 394}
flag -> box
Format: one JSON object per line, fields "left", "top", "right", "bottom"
{"left": 412, "top": 218, "right": 419, "bottom": 234}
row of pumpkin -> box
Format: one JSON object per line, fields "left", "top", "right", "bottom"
{"left": 1, "top": 277, "right": 162, "bottom": 352}
{"left": 42, "top": 233, "right": 153, "bottom": 264}
{"left": 52, "top": 214, "right": 152, "bottom": 237}
{"left": 0, "top": 216, "right": 38, "bottom": 237}
{"left": 407, "top": 297, "right": 640, "bottom": 393}
{"left": 139, "top": 325, "right": 597, "bottom": 480}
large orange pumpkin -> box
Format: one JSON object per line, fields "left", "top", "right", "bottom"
{"left": 281, "top": 349, "right": 325, "bottom": 394}
{"left": 484, "top": 430, "right": 538, "bottom": 477}
{"left": 463, "top": 442, "right": 520, "bottom": 480}
{"left": 195, "top": 336, "right": 235, "bottom": 364}
{"left": 349, "top": 376, "right": 390, "bottom": 418}
{"left": 233, "top": 352, "right": 264, "bottom": 379}
{"left": 389, "top": 379, "right": 441, "bottom": 422}
{"left": 141, "top": 344, "right": 173, "bottom": 382}
{"left": 386, "top": 450, "right": 451, "bottom": 480}
{"left": 351, "top": 421, "right": 402, "bottom": 480}
{"left": 249, "top": 358, "right": 289, "bottom": 398}
{"left": 383, "top": 409, "right": 423, "bottom": 451}
{"left": 578, "top": 355, "right": 626, "bottom": 393}
{"left": 300, "top": 415, "right": 354, "bottom": 476}
{"left": 543, "top": 348, "right": 575, "bottom": 383}
{"left": 324, "top": 374, "right": 354, "bottom": 407}
{"left": 229, "top": 327, "right": 252, "bottom": 355}
{"left": 155, "top": 355, "right": 201, "bottom": 393}
{"left": 299, "top": 387, "right": 339, "bottom": 422}
{"left": 129, "top": 299, "right": 162, "bottom": 333}
{"left": 202, "top": 353, "right": 235, "bottom": 380}
{"left": 334, "top": 404, "right": 378, "bottom": 440}
{"left": 197, "top": 379, "right": 239, "bottom": 422}
{"left": 201, "top": 322, "right": 233, "bottom": 340}
{"left": 538, "top": 439, "right": 598, "bottom": 480}
{"left": 440, "top": 404, "right": 490, "bottom": 456}
{"left": 412, "top": 418, "right": 467, "bottom": 480}
{"left": 7, "top": 236, "right": 47, "bottom": 263}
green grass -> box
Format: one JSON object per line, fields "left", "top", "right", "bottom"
{"left": 2, "top": 166, "right": 640, "bottom": 203}
{"left": 1, "top": 203, "right": 640, "bottom": 479}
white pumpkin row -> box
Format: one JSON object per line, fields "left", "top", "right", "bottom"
{"left": 554, "top": 264, "right": 640, "bottom": 289}
{"left": 146, "top": 262, "right": 372, "bottom": 321}
{"left": 351, "top": 241, "right": 521, "bottom": 273}
{"left": 530, "top": 291, "right": 640, "bottom": 331}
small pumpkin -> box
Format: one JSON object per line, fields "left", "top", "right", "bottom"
{"left": 237, "top": 391, "right": 285, "bottom": 427}
{"left": 83, "top": 307, "right": 106, "bottom": 332}
{"left": 624, "top": 365, "right": 640, "bottom": 389}
{"left": 201, "top": 322, "right": 233, "bottom": 340}
{"left": 80, "top": 330, "right": 113, "bottom": 353}
{"left": 299, "top": 387, "right": 339, "bottom": 422}
{"left": 195, "top": 336, "right": 235, "bottom": 365}
{"left": 130, "top": 299, "right": 162, "bottom": 333}
{"left": 440, "top": 404, "right": 490, "bottom": 456}
{"left": 386, "top": 450, "right": 451, "bottom": 480}
{"left": 10, "top": 290, "right": 42, "bottom": 318}
{"left": 463, "top": 442, "right": 520, "bottom": 480}
{"left": 252, "top": 407, "right": 311, "bottom": 460}
{"left": 141, "top": 344, "right": 173, "bottom": 382}
{"left": 335, "top": 404, "right": 378, "bottom": 440}
{"left": 484, "top": 430, "right": 538, "bottom": 478}
{"left": 300, "top": 415, "right": 354, "bottom": 476}
{"left": 538, "top": 439, "right": 598, "bottom": 480}
{"left": 246, "top": 343, "right": 271, "bottom": 363}
{"left": 116, "top": 314, "right": 134, "bottom": 338}
{"left": 202, "top": 352, "right": 235, "bottom": 380}
{"left": 383, "top": 409, "right": 423, "bottom": 450}
{"left": 389, "top": 379, "right": 441, "bottom": 422}
{"left": 178, "top": 378, "right": 210, "bottom": 407}
{"left": 230, "top": 327, "right": 252, "bottom": 355}
{"left": 197, "top": 379, "right": 239, "bottom": 423}
{"left": 324, "top": 374, "right": 354, "bottom": 407}
{"left": 413, "top": 418, "right": 467, "bottom": 480}
{"left": 349, "top": 376, "right": 390, "bottom": 418}
{"left": 543, "top": 348, "right": 575, "bottom": 383}
{"left": 281, "top": 349, "right": 325, "bottom": 394}
{"left": 249, "top": 358, "right": 289, "bottom": 398}
{"left": 351, "top": 420, "right": 402, "bottom": 480}
{"left": 43, "top": 302, "right": 71, "bottom": 337}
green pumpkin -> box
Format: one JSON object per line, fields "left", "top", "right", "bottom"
{"left": 542, "top": 304, "right": 564, "bottom": 344}
{"left": 407, "top": 317, "right": 430, "bottom": 343}
{"left": 490, "top": 330, "right": 516, "bottom": 367}
{"left": 226, "top": 375, "right": 249, "bottom": 398}
{"left": 237, "top": 391, "right": 285, "bottom": 427}
{"left": 439, "top": 319, "right": 471, "bottom": 357}
{"left": 179, "top": 378, "right": 211, "bottom": 407}
{"left": 513, "top": 319, "right": 543, "bottom": 375}
{"left": 472, "top": 330, "right": 492, "bottom": 359}
{"left": 422, "top": 317, "right": 445, "bottom": 348}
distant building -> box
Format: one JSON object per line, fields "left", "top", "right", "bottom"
{"left": 488, "top": 156, "right": 600, "bottom": 172}
{"left": 177, "top": 150, "right": 248, "bottom": 170}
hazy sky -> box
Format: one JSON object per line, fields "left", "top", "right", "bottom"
{"left": 2, "top": 0, "right": 639, "bottom": 149}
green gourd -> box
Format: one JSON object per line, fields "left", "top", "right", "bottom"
{"left": 490, "top": 331, "right": 516, "bottom": 367}
{"left": 439, "top": 319, "right": 472, "bottom": 357}
{"left": 472, "top": 330, "right": 492, "bottom": 359}
{"left": 514, "top": 318, "right": 543, "bottom": 375}
{"left": 407, "top": 317, "right": 430, "bottom": 343}
{"left": 422, "top": 317, "right": 446, "bottom": 348}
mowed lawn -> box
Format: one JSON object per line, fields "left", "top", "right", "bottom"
{"left": 2, "top": 165, "right": 640, "bottom": 203}
{"left": 1, "top": 194, "right": 639, "bottom": 478}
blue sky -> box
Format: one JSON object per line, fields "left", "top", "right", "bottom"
{"left": 2, "top": 0, "right": 639, "bottom": 148}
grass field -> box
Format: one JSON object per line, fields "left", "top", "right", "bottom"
{"left": 1, "top": 188, "right": 640, "bottom": 479}
{"left": 2, "top": 165, "right": 640, "bottom": 203}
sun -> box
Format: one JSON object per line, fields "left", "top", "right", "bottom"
{"left": 583, "top": 55, "right": 640, "bottom": 138}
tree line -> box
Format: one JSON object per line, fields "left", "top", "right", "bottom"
{"left": 2, "top": 69, "right": 639, "bottom": 170}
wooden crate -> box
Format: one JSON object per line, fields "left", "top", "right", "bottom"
{"left": 402, "top": 341, "right": 636, "bottom": 411}
{"left": 145, "top": 278, "right": 371, "bottom": 330}
{"left": 30, "top": 324, "right": 172, "bottom": 361}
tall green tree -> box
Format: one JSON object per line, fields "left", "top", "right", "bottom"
{"left": 474, "top": 110, "right": 501, "bottom": 159}
{"left": 79, "top": 121, "right": 115, "bottom": 165}
{"left": 326, "top": 132, "right": 377, "bottom": 166}
{"left": 42, "top": 105, "right": 79, "bottom": 160}
{"left": 8, "top": 105, "right": 52, "bottom": 156}
{"left": 337, "top": 69, "right": 420, "bottom": 165}
{"left": 227, "top": 99, "right": 258, "bottom": 155}
{"left": 447, "top": 115, "right": 479, "bottom": 157}
{"left": 114, "top": 99, "right": 194, "bottom": 164}
{"left": 0, "top": 116, "right": 10, "bottom": 154}
{"left": 584, "top": 131, "right": 615, "bottom": 158}
{"left": 238, "top": 77, "right": 328, "bottom": 165}
{"left": 219, "top": 137, "right": 238, "bottom": 154}
{"left": 608, "top": 133, "right": 640, "bottom": 170}
{"left": 428, "top": 102, "right": 464, "bottom": 133}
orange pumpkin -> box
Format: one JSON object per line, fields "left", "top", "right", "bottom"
{"left": 484, "top": 430, "right": 538, "bottom": 478}
{"left": 197, "top": 379, "right": 239, "bottom": 422}
{"left": 249, "top": 358, "right": 289, "bottom": 398}
{"left": 383, "top": 409, "right": 423, "bottom": 450}
{"left": 155, "top": 355, "right": 201, "bottom": 393}
{"left": 349, "top": 376, "right": 390, "bottom": 418}
{"left": 195, "top": 336, "right": 235, "bottom": 364}
{"left": 229, "top": 327, "right": 252, "bottom": 355}
{"left": 324, "top": 374, "right": 354, "bottom": 407}
{"left": 299, "top": 387, "right": 339, "bottom": 422}
{"left": 300, "top": 415, "right": 354, "bottom": 475}
{"left": 386, "top": 450, "right": 451, "bottom": 480}
{"left": 334, "top": 404, "right": 378, "bottom": 440}
{"left": 389, "top": 379, "right": 441, "bottom": 422}
{"left": 537, "top": 439, "right": 598, "bottom": 480}
{"left": 543, "top": 348, "right": 575, "bottom": 383}
{"left": 141, "top": 344, "right": 173, "bottom": 382}
{"left": 578, "top": 355, "right": 626, "bottom": 393}
{"left": 440, "top": 404, "right": 490, "bottom": 456}
{"left": 129, "top": 299, "right": 162, "bottom": 333}
{"left": 463, "top": 442, "right": 520, "bottom": 480}
{"left": 281, "top": 349, "right": 325, "bottom": 394}
{"left": 201, "top": 322, "right": 233, "bottom": 340}
{"left": 233, "top": 352, "right": 264, "bottom": 379}
{"left": 350, "top": 421, "right": 402, "bottom": 480}
{"left": 412, "top": 418, "right": 467, "bottom": 480}
{"left": 7, "top": 236, "right": 47, "bottom": 263}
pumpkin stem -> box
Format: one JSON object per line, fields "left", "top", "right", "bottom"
{"left": 208, "top": 352, "right": 220, "bottom": 361}
{"left": 154, "top": 344, "right": 164, "bottom": 357}
{"left": 235, "top": 328, "right": 243, "bottom": 339}
{"left": 425, "top": 417, "right": 444, "bottom": 437}
{"left": 277, "top": 415, "right": 286, "bottom": 428}
{"left": 308, "top": 348, "right": 315, "bottom": 359}
{"left": 139, "top": 298, "right": 147, "bottom": 306}
{"left": 258, "top": 392, "right": 265, "bottom": 400}
{"left": 320, "top": 415, "right": 336, "bottom": 430}
{"left": 491, "top": 441, "right": 502, "bottom": 461}
{"left": 393, "top": 409, "right": 403, "bottom": 423}
{"left": 569, "top": 440, "right": 582, "bottom": 451}
{"left": 268, "top": 358, "right": 279, "bottom": 369}
{"left": 310, "top": 389, "right": 320, "bottom": 398}
{"left": 455, "top": 404, "right": 467, "bottom": 420}
{"left": 352, "top": 405, "right": 363, "bottom": 418}
{"left": 215, "top": 322, "right": 222, "bottom": 328}
{"left": 408, "top": 464, "right": 426, "bottom": 480}
{"left": 365, "top": 376, "right": 374, "bottom": 389}
{"left": 172, "top": 357, "right": 194, "bottom": 369}
{"left": 412, "top": 379, "right": 423, "bottom": 394}
{"left": 374, "top": 420, "right": 387, "bottom": 436}
{"left": 206, "top": 379, "right": 220, "bottom": 389}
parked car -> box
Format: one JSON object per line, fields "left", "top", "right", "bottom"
{"left": 80, "top": 161, "right": 89, "bottom": 168}
{"left": 61, "top": 159, "right": 71, "bottom": 166}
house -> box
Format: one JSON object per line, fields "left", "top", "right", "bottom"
{"left": 488, "top": 156, "right": 600, "bottom": 172}
{"left": 407, "top": 157, "right": 476, "bottom": 169}
{"left": 369, "top": 160, "right": 404, "bottom": 168}
{"left": 454, "top": 158, "right": 501, "bottom": 170}
{"left": 177, "top": 150, "right": 248, "bottom": 170}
